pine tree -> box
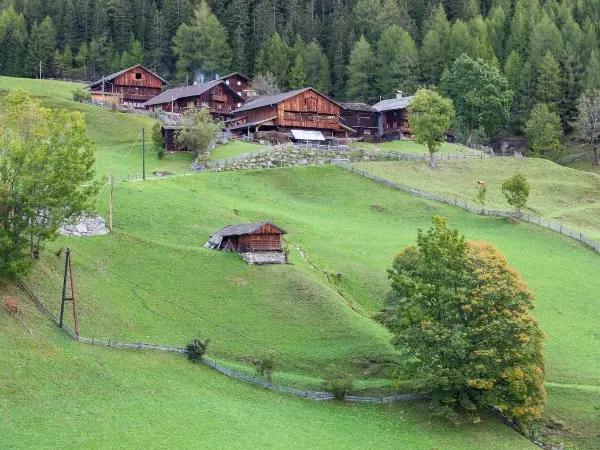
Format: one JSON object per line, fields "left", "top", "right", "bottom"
{"left": 289, "top": 53, "right": 307, "bottom": 89}
{"left": 353, "top": 0, "right": 382, "bottom": 44}
{"left": 24, "top": 17, "right": 58, "bottom": 77}
{"left": 346, "top": 36, "right": 377, "bottom": 104}
{"left": 536, "top": 51, "right": 564, "bottom": 114}
{"left": 377, "top": 0, "right": 416, "bottom": 39}
{"left": 254, "top": 32, "right": 290, "bottom": 88}
{"left": 172, "top": 1, "right": 232, "bottom": 83}
{"left": 584, "top": 49, "right": 600, "bottom": 91}
{"left": 485, "top": 5, "right": 505, "bottom": 63}
{"left": 448, "top": 20, "right": 471, "bottom": 64}
{"left": 225, "top": 0, "right": 250, "bottom": 74}
{"left": 376, "top": 25, "right": 418, "bottom": 98}
{"left": 146, "top": 2, "right": 169, "bottom": 76}
{"left": 529, "top": 12, "right": 563, "bottom": 72}
{"left": 420, "top": 4, "right": 450, "bottom": 85}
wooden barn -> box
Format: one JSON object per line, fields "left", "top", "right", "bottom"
{"left": 372, "top": 91, "right": 414, "bottom": 140}
{"left": 218, "top": 73, "right": 254, "bottom": 100}
{"left": 142, "top": 80, "right": 245, "bottom": 121}
{"left": 204, "top": 222, "right": 286, "bottom": 253}
{"left": 339, "top": 102, "right": 379, "bottom": 137}
{"left": 227, "top": 87, "right": 353, "bottom": 139}
{"left": 87, "top": 64, "right": 168, "bottom": 107}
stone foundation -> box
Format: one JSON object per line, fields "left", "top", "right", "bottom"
{"left": 242, "top": 251, "right": 287, "bottom": 265}
{"left": 59, "top": 216, "right": 110, "bottom": 237}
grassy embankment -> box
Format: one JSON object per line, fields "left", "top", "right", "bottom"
{"left": 0, "top": 287, "right": 532, "bottom": 449}
{"left": 350, "top": 140, "right": 484, "bottom": 156}
{"left": 353, "top": 158, "right": 600, "bottom": 241}
{"left": 0, "top": 77, "right": 262, "bottom": 178}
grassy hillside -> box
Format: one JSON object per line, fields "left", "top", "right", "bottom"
{"left": 353, "top": 159, "right": 600, "bottom": 240}
{"left": 0, "top": 287, "right": 533, "bottom": 449}
{"left": 22, "top": 166, "right": 600, "bottom": 389}
{"left": 350, "top": 140, "right": 484, "bottom": 156}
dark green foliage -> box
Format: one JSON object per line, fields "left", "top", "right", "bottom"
{"left": 151, "top": 121, "right": 164, "bottom": 157}
{"left": 72, "top": 88, "right": 91, "bottom": 102}
{"left": 253, "top": 351, "right": 277, "bottom": 384}
{"left": 382, "top": 216, "right": 546, "bottom": 426}
{"left": 186, "top": 337, "right": 210, "bottom": 362}
{"left": 524, "top": 104, "right": 564, "bottom": 159}
{"left": 323, "top": 366, "right": 353, "bottom": 400}
{"left": 502, "top": 174, "right": 530, "bottom": 213}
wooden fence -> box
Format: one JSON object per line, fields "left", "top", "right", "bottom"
{"left": 336, "top": 162, "right": 600, "bottom": 254}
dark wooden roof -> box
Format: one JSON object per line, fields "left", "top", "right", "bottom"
{"left": 339, "top": 102, "right": 378, "bottom": 113}
{"left": 211, "top": 222, "right": 286, "bottom": 238}
{"left": 218, "top": 72, "right": 251, "bottom": 83}
{"left": 142, "top": 80, "right": 244, "bottom": 107}
{"left": 87, "top": 64, "right": 168, "bottom": 88}
{"left": 234, "top": 87, "right": 341, "bottom": 113}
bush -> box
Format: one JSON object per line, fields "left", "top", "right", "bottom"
{"left": 323, "top": 366, "right": 353, "bottom": 400}
{"left": 186, "top": 337, "right": 210, "bottom": 362}
{"left": 253, "top": 351, "right": 277, "bottom": 384}
{"left": 502, "top": 173, "right": 530, "bottom": 213}
{"left": 72, "top": 89, "right": 91, "bottom": 102}
{"left": 157, "top": 148, "right": 165, "bottom": 160}
{"left": 2, "top": 296, "right": 22, "bottom": 316}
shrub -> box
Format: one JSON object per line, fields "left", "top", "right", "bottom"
{"left": 323, "top": 366, "right": 353, "bottom": 400}
{"left": 72, "top": 89, "right": 91, "bottom": 102}
{"left": 2, "top": 296, "right": 23, "bottom": 316}
{"left": 157, "top": 148, "right": 165, "bottom": 160}
{"left": 502, "top": 173, "right": 530, "bottom": 213}
{"left": 253, "top": 351, "right": 277, "bottom": 384}
{"left": 186, "top": 337, "right": 210, "bottom": 362}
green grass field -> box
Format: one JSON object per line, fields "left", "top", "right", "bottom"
{"left": 350, "top": 140, "right": 484, "bottom": 156}
{"left": 0, "top": 288, "right": 533, "bottom": 449}
{"left": 353, "top": 158, "right": 600, "bottom": 241}
{"left": 210, "top": 140, "right": 265, "bottom": 160}
{"left": 2, "top": 78, "right": 600, "bottom": 448}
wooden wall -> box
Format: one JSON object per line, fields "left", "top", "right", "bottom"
{"left": 222, "top": 74, "right": 252, "bottom": 98}
{"left": 114, "top": 67, "right": 164, "bottom": 88}
{"left": 382, "top": 109, "right": 410, "bottom": 135}
{"left": 161, "top": 85, "right": 243, "bottom": 120}
{"left": 341, "top": 110, "right": 379, "bottom": 136}
{"left": 243, "top": 105, "right": 279, "bottom": 124}
{"left": 278, "top": 90, "right": 340, "bottom": 130}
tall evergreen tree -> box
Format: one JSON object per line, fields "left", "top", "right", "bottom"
{"left": 172, "top": 1, "right": 232, "bottom": 83}
{"left": 536, "top": 51, "right": 564, "bottom": 115}
{"left": 225, "top": 0, "right": 250, "bottom": 74}
{"left": 24, "top": 17, "right": 58, "bottom": 77}
{"left": 420, "top": 4, "right": 451, "bottom": 85}
{"left": 584, "top": 49, "right": 600, "bottom": 91}
{"left": 254, "top": 32, "right": 290, "bottom": 88}
{"left": 376, "top": 25, "right": 419, "bottom": 97}
{"left": 289, "top": 53, "right": 307, "bottom": 89}
{"left": 346, "top": 36, "right": 377, "bottom": 104}
{"left": 304, "top": 40, "right": 331, "bottom": 94}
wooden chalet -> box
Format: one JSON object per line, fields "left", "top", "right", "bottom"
{"left": 228, "top": 87, "right": 353, "bottom": 139}
{"left": 204, "top": 222, "right": 286, "bottom": 253}
{"left": 142, "top": 80, "right": 245, "bottom": 121}
{"left": 372, "top": 91, "right": 414, "bottom": 139}
{"left": 218, "top": 73, "right": 254, "bottom": 100}
{"left": 339, "top": 102, "right": 379, "bottom": 137}
{"left": 87, "top": 64, "right": 168, "bottom": 107}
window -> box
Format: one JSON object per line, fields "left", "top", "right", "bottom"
{"left": 226, "top": 80, "right": 230, "bottom": 85}
{"left": 135, "top": 72, "right": 142, "bottom": 80}
{"left": 364, "top": 129, "right": 371, "bottom": 135}
{"left": 237, "top": 102, "right": 242, "bottom": 107}
{"left": 237, "top": 81, "right": 241, "bottom": 86}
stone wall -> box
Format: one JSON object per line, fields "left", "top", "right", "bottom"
{"left": 211, "top": 148, "right": 399, "bottom": 171}
{"left": 59, "top": 216, "right": 110, "bottom": 237}
{"left": 242, "top": 251, "right": 287, "bottom": 265}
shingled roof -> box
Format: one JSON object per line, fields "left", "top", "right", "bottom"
{"left": 339, "top": 102, "right": 377, "bottom": 113}
{"left": 233, "top": 87, "right": 340, "bottom": 113}
{"left": 87, "top": 64, "right": 168, "bottom": 89}
{"left": 372, "top": 96, "right": 415, "bottom": 112}
{"left": 211, "top": 222, "right": 286, "bottom": 238}
{"left": 142, "top": 80, "right": 244, "bottom": 107}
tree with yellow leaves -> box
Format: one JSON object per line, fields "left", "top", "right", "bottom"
{"left": 381, "top": 216, "right": 546, "bottom": 428}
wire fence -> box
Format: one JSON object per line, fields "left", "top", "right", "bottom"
{"left": 17, "top": 275, "right": 425, "bottom": 404}
{"left": 337, "top": 162, "right": 600, "bottom": 254}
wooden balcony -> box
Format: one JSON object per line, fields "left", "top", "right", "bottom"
{"left": 211, "top": 94, "right": 228, "bottom": 103}
{"left": 283, "top": 112, "right": 338, "bottom": 124}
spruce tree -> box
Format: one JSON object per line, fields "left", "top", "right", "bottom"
{"left": 376, "top": 25, "right": 419, "bottom": 98}
{"left": 305, "top": 40, "right": 331, "bottom": 93}
{"left": 420, "top": 5, "right": 450, "bottom": 85}
{"left": 584, "top": 49, "right": 600, "bottom": 91}
{"left": 25, "top": 17, "right": 57, "bottom": 78}
{"left": 346, "top": 36, "right": 377, "bottom": 104}
{"left": 254, "top": 32, "right": 291, "bottom": 88}
{"left": 536, "top": 51, "right": 564, "bottom": 114}
{"left": 448, "top": 20, "right": 472, "bottom": 64}
{"left": 289, "top": 53, "right": 307, "bottom": 90}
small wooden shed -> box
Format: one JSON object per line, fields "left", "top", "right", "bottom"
{"left": 204, "top": 222, "right": 286, "bottom": 253}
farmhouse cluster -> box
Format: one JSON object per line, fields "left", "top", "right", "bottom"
{"left": 87, "top": 64, "right": 419, "bottom": 148}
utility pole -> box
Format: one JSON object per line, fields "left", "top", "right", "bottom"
{"left": 59, "top": 248, "right": 80, "bottom": 338}
{"left": 109, "top": 168, "right": 114, "bottom": 231}
{"left": 142, "top": 128, "right": 146, "bottom": 180}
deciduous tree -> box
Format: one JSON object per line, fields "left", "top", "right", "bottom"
{"left": 175, "top": 107, "right": 219, "bottom": 161}
{"left": 382, "top": 216, "right": 546, "bottom": 426}
{"left": 0, "top": 90, "right": 99, "bottom": 277}
{"left": 502, "top": 173, "right": 530, "bottom": 213}
{"left": 443, "top": 54, "right": 512, "bottom": 145}
{"left": 573, "top": 90, "right": 600, "bottom": 166}
{"left": 524, "top": 104, "right": 563, "bottom": 159}
{"left": 408, "top": 89, "right": 455, "bottom": 169}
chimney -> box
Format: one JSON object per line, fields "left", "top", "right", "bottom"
{"left": 396, "top": 90, "right": 403, "bottom": 99}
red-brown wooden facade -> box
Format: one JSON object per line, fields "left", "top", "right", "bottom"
{"left": 88, "top": 65, "right": 167, "bottom": 107}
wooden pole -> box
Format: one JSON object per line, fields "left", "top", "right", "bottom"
{"left": 142, "top": 128, "right": 146, "bottom": 180}
{"left": 109, "top": 168, "right": 114, "bottom": 232}
{"left": 68, "top": 251, "right": 79, "bottom": 338}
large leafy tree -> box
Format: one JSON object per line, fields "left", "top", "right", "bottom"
{"left": 175, "top": 107, "right": 219, "bottom": 161}
{"left": 408, "top": 89, "right": 455, "bottom": 169}
{"left": 0, "top": 90, "right": 99, "bottom": 277}
{"left": 524, "top": 103, "right": 564, "bottom": 159}
{"left": 172, "top": 1, "right": 232, "bottom": 83}
{"left": 443, "top": 54, "right": 512, "bottom": 145}
{"left": 346, "top": 36, "right": 377, "bottom": 104}
{"left": 254, "top": 32, "right": 291, "bottom": 89}
{"left": 382, "top": 216, "right": 546, "bottom": 426}
{"left": 420, "top": 4, "right": 451, "bottom": 85}
{"left": 573, "top": 90, "right": 600, "bottom": 166}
